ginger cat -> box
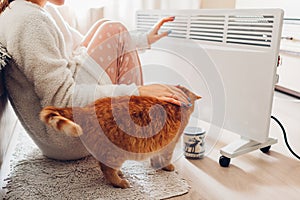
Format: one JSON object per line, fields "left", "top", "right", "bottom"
{"left": 40, "top": 86, "right": 200, "bottom": 188}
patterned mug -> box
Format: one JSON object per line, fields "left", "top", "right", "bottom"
{"left": 183, "top": 127, "right": 206, "bottom": 159}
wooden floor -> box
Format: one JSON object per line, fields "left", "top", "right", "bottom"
{"left": 172, "top": 92, "right": 300, "bottom": 200}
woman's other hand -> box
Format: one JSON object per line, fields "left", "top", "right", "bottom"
{"left": 138, "top": 84, "right": 191, "bottom": 107}
{"left": 147, "top": 16, "right": 175, "bottom": 45}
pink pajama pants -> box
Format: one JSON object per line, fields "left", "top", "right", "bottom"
{"left": 87, "top": 21, "right": 143, "bottom": 86}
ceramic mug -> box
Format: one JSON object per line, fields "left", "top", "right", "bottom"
{"left": 183, "top": 127, "right": 206, "bottom": 159}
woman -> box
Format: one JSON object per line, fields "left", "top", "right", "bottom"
{"left": 0, "top": 0, "right": 190, "bottom": 160}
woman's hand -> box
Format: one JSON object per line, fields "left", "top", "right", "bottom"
{"left": 138, "top": 84, "right": 191, "bottom": 107}
{"left": 147, "top": 16, "right": 175, "bottom": 45}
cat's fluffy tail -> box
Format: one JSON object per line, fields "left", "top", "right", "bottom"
{"left": 40, "top": 106, "right": 83, "bottom": 137}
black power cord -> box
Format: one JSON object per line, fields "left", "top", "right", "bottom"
{"left": 271, "top": 116, "right": 300, "bottom": 160}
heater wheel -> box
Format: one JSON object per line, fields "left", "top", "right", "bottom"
{"left": 219, "top": 156, "right": 231, "bottom": 167}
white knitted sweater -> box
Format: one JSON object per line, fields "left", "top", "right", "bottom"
{"left": 0, "top": 0, "right": 147, "bottom": 108}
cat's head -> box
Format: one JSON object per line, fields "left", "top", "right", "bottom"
{"left": 177, "top": 85, "right": 201, "bottom": 104}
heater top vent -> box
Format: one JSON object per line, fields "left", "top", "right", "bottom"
{"left": 136, "top": 10, "right": 283, "bottom": 48}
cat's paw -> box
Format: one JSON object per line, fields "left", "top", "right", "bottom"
{"left": 162, "top": 164, "right": 175, "bottom": 171}
{"left": 113, "top": 179, "right": 131, "bottom": 189}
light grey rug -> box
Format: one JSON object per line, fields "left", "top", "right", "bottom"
{"left": 3, "top": 129, "right": 190, "bottom": 200}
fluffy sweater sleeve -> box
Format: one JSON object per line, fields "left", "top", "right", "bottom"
{"left": 5, "top": 2, "right": 139, "bottom": 108}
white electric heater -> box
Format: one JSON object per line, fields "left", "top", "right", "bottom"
{"left": 136, "top": 9, "right": 283, "bottom": 167}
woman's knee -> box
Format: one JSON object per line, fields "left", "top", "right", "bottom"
{"left": 100, "top": 21, "right": 128, "bottom": 35}
{"left": 94, "top": 18, "right": 110, "bottom": 28}
{"left": 87, "top": 21, "right": 128, "bottom": 49}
